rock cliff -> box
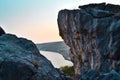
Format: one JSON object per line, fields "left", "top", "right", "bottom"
{"left": 0, "top": 28, "right": 70, "bottom": 80}
{"left": 58, "top": 3, "right": 120, "bottom": 79}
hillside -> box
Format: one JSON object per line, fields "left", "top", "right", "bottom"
{"left": 36, "top": 41, "right": 70, "bottom": 60}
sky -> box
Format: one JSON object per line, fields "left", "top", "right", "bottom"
{"left": 0, "top": 0, "right": 120, "bottom": 43}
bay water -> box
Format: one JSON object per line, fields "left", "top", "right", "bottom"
{"left": 40, "top": 51, "right": 73, "bottom": 68}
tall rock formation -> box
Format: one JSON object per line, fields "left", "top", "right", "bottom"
{"left": 0, "top": 30, "right": 70, "bottom": 80}
{"left": 58, "top": 3, "right": 120, "bottom": 79}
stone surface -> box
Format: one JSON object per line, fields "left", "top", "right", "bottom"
{"left": 0, "top": 27, "right": 5, "bottom": 36}
{"left": 0, "top": 34, "right": 70, "bottom": 80}
{"left": 99, "top": 70, "right": 120, "bottom": 80}
{"left": 57, "top": 3, "right": 120, "bottom": 80}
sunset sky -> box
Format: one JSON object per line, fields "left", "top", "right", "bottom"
{"left": 0, "top": 0, "right": 120, "bottom": 43}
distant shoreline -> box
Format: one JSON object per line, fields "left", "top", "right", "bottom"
{"left": 36, "top": 41, "right": 71, "bottom": 61}
{"left": 40, "top": 50, "right": 73, "bottom": 68}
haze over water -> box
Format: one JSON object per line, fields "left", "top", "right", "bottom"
{"left": 40, "top": 51, "right": 73, "bottom": 68}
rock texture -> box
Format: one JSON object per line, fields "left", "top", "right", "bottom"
{"left": 58, "top": 3, "right": 120, "bottom": 80}
{"left": 0, "top": 33, "right": 70, "bottom": 80}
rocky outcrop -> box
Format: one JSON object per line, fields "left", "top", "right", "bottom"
{"left": 57, "top": 3, "right": 120, "bottom": 79}
{"left": 0, "top": 27, "right": 5, "bottom": 36}
{"left": 0, "top": 33, "right": 70, "bottom": 80}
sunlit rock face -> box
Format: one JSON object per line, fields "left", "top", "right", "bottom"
{"left": 58, "top": 3, "right": 120, "bottom": 79}
{"left": 0, "top": 34, "right": 70, "bottom": 80}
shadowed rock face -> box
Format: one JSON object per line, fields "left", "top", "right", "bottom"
{"left": 0, "top": 27, "right": 5, "bottom": 36}
{"left": 0, "top": 34, "right": 70, "bottom": 80}
{"left": 58, "top": 3, "right": 120, "bottom": 79}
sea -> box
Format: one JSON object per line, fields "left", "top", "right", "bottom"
{"left": 40, "top": 50, "right": 73, "bottom": 68}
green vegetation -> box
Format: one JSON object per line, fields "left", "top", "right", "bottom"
{"left": 60, "top": 66, "right": 74, "bottom": 76}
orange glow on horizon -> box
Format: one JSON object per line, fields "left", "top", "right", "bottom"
{"left": 11, "top": 26, "right": 62, "bottom": 43}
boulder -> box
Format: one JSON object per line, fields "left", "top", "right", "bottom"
{"left": 57, "top": 3, "right": 120, "bottom": 80}
{"left": 0, "top": 34, "right": 69, "bottom": 80}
